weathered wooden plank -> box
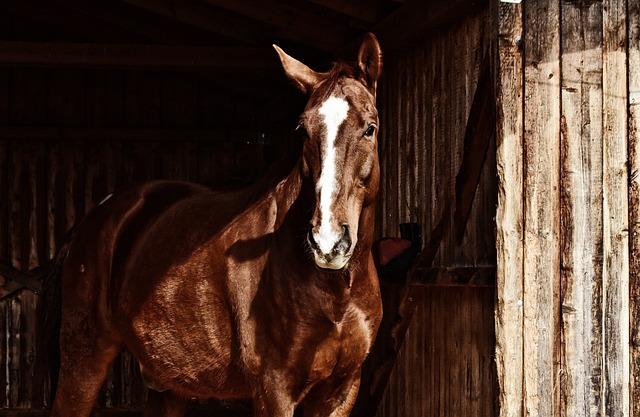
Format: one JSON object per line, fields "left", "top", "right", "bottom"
{"left": 454, "top": 59, "right": 494, "bottom": 243}
{"left": 523, "top": 0, "right": 560, "bottom": 416}
{"left": 0, "top": 42, "right": 277, "bottom": 71}
{"left": 202, "top": 0, "right": 354, "bottom": 52}
{"left": 628, "top": 0, "right": 640, "bottom": 415}
{"left": 602, "top": 0, "right": 630, "bottom": 416}
{"left": 374, "top": 287, "right": 496, "bottom": 417}
{"left": 494, "top": 2, "right": 524, "bottom": 417}
{"left": 0, "top": 127, "right": 265, "bottom": 143}
{"left": 522, "top": 0, "right": 562, "bottom": 415}
{"left": 560, "top": 1, "right": 604, "bottom": 416}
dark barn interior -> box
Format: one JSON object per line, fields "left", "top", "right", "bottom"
{"left": 0, "top": 1, "right": 496, "bottom": 416}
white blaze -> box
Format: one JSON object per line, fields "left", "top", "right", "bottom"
{"left": 317, "top": 96, "right": 349, "bottom": 254}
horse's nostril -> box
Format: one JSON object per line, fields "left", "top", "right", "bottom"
{"left": 307, "top": 228, "right": 319, "bottom": 250}
{"left": 333, "top": 225, "right": 352, "bottom": 255}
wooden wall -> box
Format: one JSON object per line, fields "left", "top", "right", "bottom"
{"left": 377, "top": 286, "right": 496, "bottom": 417}
{"left": 495, "top": 0, "right": 639, "bottom": 416}
{"left": 0, "top": 66, "right": 281, "bottom": 410}
{"left": 375, "top": 12, "right": 497, "bottom": 417}
{"left": 376, "top": 12, "right": 496, "bottom": 269}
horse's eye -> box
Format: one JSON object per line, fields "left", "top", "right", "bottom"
{"left": 295, "top": 123, "right": 308, "bottom": 139}
{"left": 364, "top": 124, "right": 376, "bottom": 137}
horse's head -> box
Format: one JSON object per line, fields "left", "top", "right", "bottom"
{"left": 274, "top": 34, "right": 382, "bottom": 270}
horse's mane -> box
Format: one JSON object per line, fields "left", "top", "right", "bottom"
{"left": 316, "top": 61, "right": 359, "bottom": 100}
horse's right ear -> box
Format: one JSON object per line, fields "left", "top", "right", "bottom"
{"left": 273, "top": 45, "right": 322, "bottom": 94}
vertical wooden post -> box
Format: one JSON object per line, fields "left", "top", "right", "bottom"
{"left": 628, "top": 1, "right": 640, "bottom": 415}
{"left": 602, "top": 0, "right": 630, "bottom": 416}
{"left": 559, "top": 1, "right": 604, "bottom": 416}
{"left": 494, "top": 2, "right": 524, "bottom": 417}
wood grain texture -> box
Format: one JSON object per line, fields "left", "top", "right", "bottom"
{"left": 602, "top": 0, "right": 630, "bottom": 416}
{"left": 376, "top": 12, "right": 494, "bottom": 268}
{"left": 373, "top": 11, "right": 497, "bottom": 417}
{"left": 494, "top": 3, "right": 523, "bottom": 417}
{"left": 375, "top": 286, "right": 496, "bottom": 417}
{"left": 559, "top": 1, "right": 604, "bottom": 416}
{"left": 628, "top": 0, "right": 640, "bottom": 415}
{"left": 522, "top": 0, "right": 562, "bottom": 415}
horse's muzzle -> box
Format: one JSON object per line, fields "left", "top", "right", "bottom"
{"left": 307, "top": 225, "right": 352, "bottom": 270}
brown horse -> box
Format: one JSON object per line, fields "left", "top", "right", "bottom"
{"left": 48, "top": 34, "right": 383, "bottom": 417}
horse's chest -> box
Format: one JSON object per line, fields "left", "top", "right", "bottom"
{"left": 306, "top": 305, "right": 374, "bottom": 382}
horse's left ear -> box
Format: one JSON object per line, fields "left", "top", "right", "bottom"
{"left": 357, "top": 33, "right": 383, "bottom": 93}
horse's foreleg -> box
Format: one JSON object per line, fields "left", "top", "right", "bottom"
{"left": 143, "top": 390, "right": 189, "bottom": 417}
{"left": 50, "top": 331, "right": 120, "bottom": 417}
{"left": 252, "top": 371, "right": 296, "bottom": 417}
{"left": 301, "top": 374, "right": 360, "bottom": 417}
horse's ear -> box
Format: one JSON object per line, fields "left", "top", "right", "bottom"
{"left": 357, "top": 33, "right": 383, "bottom": 93}
{"left": 273, "top": 44, "right": 322, "bottom": 94}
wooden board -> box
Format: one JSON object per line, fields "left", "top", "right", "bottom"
{"left": 628, "top": 0, "right": 640, "bottom": 415}
{"left": 559, "top": 1, "right": 604, "bottom": 416}
{"left": 602, "top": 0, "right": 630, "bottom": 416}
{"left": 494, "top": 3, "right": 523, "bottom": 417}
{"left": 375, "top": 286, "right": 496, "bottom": 417}
{"left": 522, "top": 0, "right": 561, "bottom": 415}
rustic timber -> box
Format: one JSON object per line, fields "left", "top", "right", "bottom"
{"left": 122, "top": 0, "right": 267, "bottom": 46}
{"left": 494, "top": 3, "right": 524, "bottom": 417}
{"left": 0, "top": 127, "right": 270, "bottom": 144}
{"left": 0, "top": 42, "right": 276, "bottom": 71}
{"left": 368, "top": 0, "right": 487, "bottom": 53}
{"left": 602, "top": 0, "right": 630, "bottom": 416}
{"left": 522, "top": 1, "right": 562, "bottom": 415}
{"left": 628, "top": 0, "right": 640, "bottom": 415}
{"left": 3, "top": 0, "right": 217, "bottom": 46}
{"left": 376, "top": 286, "right": 496, "bottom": 417}
{"left": 559, "top": 1, "right": 604, "bottom": 416}
{"left": 454, "top": 57, "right": 495, "bottom": 243}
{"left": 308, "top": 0, "right": 383, "bottom": 24}
{"left": 202, "top": 0, "right": 354, "bottom": 52}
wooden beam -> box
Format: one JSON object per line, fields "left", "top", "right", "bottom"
{"left": 202, "top": 0, "right": 355, "bottom": 52}
{"left": 52, "top": 0, "right": 222, "bottom": 45}
{"left": 0, "top": 42, "right": 276, "bottom": 71}
{"left": 559, "top": 1, "right": 604, "bottom": 416}
{"left": 308, "top": 0, "right": 383, "bottom": 23}
{"left": 122, "top": 0, "right": 268, "bottom": 46}
{"left": 628, "top": 0, "right": 640, "bottom": 414}
{"left": 602, "top": 0, "right": 630, "bottom": 414}
{"left": 366, "top": 0, "right": 487, "bottom": 53}
{"left": 0, "top": 127, "right": 271, "bottom": 143}
{"left": 494, "top": 2, "right": 524, "bottom": 417}
{"left": 453, "top": 57, "right": 495, "bottom": 242}
{"left": 412, "top": 265, "right": 495, "bottom": 287}
{"left": 1, "top": 0, "right": 147, "bottom": 44}
{"left": 523, "top": 0, "right": 561, "bottom": 415}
